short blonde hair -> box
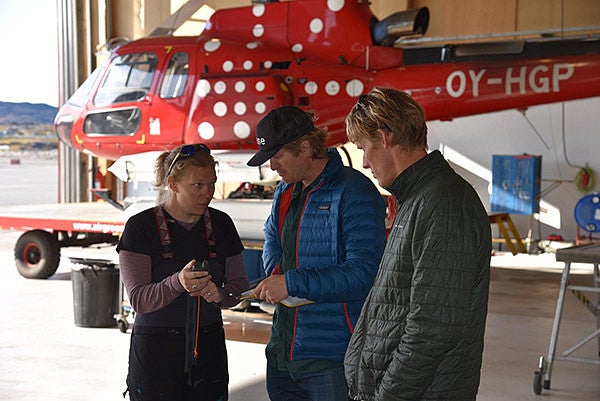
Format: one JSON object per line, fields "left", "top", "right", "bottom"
{"left": 346, "top": 87, "right": 428, "bottom": 151}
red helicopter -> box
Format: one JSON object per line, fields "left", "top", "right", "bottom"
{"left": 54, "top": 0, "right": 600, "bottom": 162}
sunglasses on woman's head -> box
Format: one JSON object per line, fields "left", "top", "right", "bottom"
{"left": 356, "top": 94, "right": 369, "bottom": 110}
{"left": 166, "top": 143, "right": 211, "bottom": 177}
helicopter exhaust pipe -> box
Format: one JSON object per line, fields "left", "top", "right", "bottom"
{"left": 372, "top": 7, "right": 430, "bottom": 47}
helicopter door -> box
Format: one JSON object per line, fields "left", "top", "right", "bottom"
{"left": 145, "top": 48, "right": 195, "bottom": 147}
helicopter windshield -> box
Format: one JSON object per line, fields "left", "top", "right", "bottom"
{"left": 66, "top": 62, "right": 105, "bottom": 108}
{"left": 93, "top": 52, "right": 158, "bottom": 107}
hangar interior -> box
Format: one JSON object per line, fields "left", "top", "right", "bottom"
{"left": 2, "top": 1, "right": 600, "bottom": 401}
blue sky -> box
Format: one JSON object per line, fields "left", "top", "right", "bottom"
{"left": 0, "top": 1, "right": 59, "bottom": 107}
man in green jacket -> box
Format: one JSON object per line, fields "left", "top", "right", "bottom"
{"left": 343, "top": 87, "right": 492, "bottom": 401}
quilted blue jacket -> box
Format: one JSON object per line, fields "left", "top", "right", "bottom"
{"left": 262, "top": 148, "right": 386, "bottom": 362}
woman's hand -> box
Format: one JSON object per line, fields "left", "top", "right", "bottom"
{"left": 177, "top": 260, "right": 222, "bottom": 303}
{"left": 200, "top": 280, "right": 223, "bottom": 304}
{"left": 178, "top": 260, "right": 211, "bottom": 295}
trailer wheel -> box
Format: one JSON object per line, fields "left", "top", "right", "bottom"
{"left": 14, "top": 230, "right": 60, "bottom": 279}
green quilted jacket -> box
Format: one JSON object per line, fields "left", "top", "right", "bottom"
{"left": 344, "top": 150, "right": 492, "bottom": 401}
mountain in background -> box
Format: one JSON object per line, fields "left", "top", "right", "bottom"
{"left": 0, "top": 101, "right": 57, "bottom": 124}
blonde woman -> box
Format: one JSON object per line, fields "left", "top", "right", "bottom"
{"left": 118, "top": 143, "right": 249, "bottom": 401}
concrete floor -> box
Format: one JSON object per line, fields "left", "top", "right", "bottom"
{"left": 0, "top": 230, "right": 599, "bottom": 401}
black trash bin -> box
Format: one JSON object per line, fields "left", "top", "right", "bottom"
{"left": 71, "top": 258, "right": 120, "bottom": 328}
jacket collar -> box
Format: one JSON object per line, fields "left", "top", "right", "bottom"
{"left": 385, "top": 149, "right": 446, "bottom": 203}
{"left": 320, "top": 148, "right": 343, "bottom": 181}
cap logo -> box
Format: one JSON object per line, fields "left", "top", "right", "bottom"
{"left": 256, "top": 137, "right": 266, "bottom": 146}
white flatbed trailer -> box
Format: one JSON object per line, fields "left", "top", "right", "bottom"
{"left": 0, "top": 199, "right": 270, "bottom": 279}
{"left": 0, "top": 202, "right": 126, "bottom": 279}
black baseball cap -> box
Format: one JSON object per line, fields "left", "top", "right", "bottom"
{"left": 247, "top": 105, "right": 314, "bottom": 166}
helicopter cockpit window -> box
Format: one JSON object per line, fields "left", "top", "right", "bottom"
{"left": 67, "top": 62, "right": 105, "bottom": 108}
{"left": 93, "top": 52, "right": 158, "bottom": 107}
{"left": 159, "top": 52, "right": 189, "bottom": 99}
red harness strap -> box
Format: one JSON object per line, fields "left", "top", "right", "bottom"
{"left": 203, "top": 210, "right": 217, "bottom": 259}
{"left": 153, "top": 205, "right": 217, "bottom": 260}
{"left": 154, "top": 206, "right": 174, "bottom": 260}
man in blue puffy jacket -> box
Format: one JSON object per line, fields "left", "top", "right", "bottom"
{"left": 246, "top": 105, "right": 386, "bottom": 401}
